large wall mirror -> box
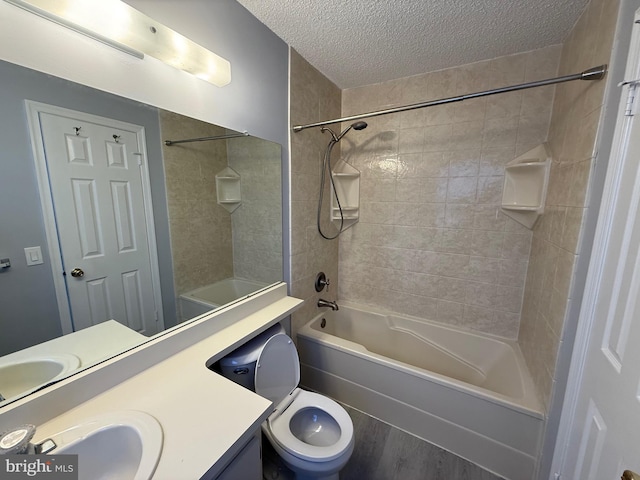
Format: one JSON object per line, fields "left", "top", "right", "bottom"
{"left": 0, "top": 59, "right": 283, "bottom": 406}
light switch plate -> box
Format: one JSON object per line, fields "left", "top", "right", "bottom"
{"left": 24, "top": 246, "right": 44, "bottom": 266}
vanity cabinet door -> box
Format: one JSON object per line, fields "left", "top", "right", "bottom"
{"left": 214, "top": 432, "right": 261, "bottom": 480}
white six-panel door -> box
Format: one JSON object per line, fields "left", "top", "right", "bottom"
{"left": 28, "top": 102, "right": 163, "bottom": 336}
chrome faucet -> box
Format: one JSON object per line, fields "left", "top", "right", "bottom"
{"left": 0, "top": 425, "right": 56, "bottom": 455}
{"left": 317, "top": 298, "right": 339, "bottom": 311}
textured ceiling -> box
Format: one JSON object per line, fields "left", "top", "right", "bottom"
{"left": 236, "top": 0, "right": 590, "bottom": 89}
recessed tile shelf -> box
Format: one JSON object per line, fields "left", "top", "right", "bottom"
{"left": 215, "top": 166, "right": 241, "bottom": 213}
{"left": 501, "top": 143, "right": 551, "bottom": 229}
{"left": 330, "top": 161, "right": 360, "bottom": 230}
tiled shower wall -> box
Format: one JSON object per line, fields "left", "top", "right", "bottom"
{"left": 518, "top": 0, "right": 618, "bottom": 409}
{"left": 338, "top": 47, "right": 561, "bottom": 338}
{"left": 289, "top": 49, "right": 343, "bottom": 335}
{"left": 288, "top": 9, "right": 615, "bottom": 403}
{"left": 159, "top": 110, "right": 232, "bottom": 298}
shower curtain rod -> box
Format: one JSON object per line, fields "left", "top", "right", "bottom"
{"left": 164, "top": 131, "right": 249, "bottom": 146}
{"left": 292, "top": 65, "right": 607, "bottom": 132}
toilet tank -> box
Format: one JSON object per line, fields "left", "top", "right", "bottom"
{"left": 219, "top": 323, "right": 284, "bottom": 391}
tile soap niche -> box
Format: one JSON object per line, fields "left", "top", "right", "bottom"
{"left": 501, "top": 143, "right": 551, "bottom": 229}
{"left": 215, "top": 166, "right": 241, "bottom": 213}
{"left": 330, "top": 160, "right": 360, "bottom": 230}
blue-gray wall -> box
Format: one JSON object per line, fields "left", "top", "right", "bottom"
{"left": 125, "top": 0, "right": 290, "bottom": 149}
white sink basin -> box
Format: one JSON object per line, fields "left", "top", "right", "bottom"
{"left": 0, "top": 354, "right": 80, "bottom": 401}
{"left": 48, "top": 411, "right": 163, "bottom": 480}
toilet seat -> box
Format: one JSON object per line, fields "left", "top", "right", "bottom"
{"left": 254, "top": 333, "right": 354, "bottom": 463}
{"left": 268, "top": 389, "right": 354, "bottom": 462}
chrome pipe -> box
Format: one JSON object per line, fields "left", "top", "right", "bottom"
{"left": 164, "top": 131, "right": 249, "bottom": 146}
{"left": 292, "top": 65, "right": 607, "bottom": 132}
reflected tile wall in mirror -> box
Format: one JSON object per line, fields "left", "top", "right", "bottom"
{"left": 160, "top": 111, "right": 234, "bottom": 298}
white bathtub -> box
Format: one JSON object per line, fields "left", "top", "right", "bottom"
{"left": 179, "top": 278, "right": 268, "bottom": 322}
{"left": 297, "top": 302, "right": 544, "bottom": 480}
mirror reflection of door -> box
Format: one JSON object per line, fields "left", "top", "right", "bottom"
{"left": 30, "top": 102, "right": 164, "bottom": 336}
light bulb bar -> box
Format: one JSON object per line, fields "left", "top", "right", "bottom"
{"left": 3, "top": 0, "right": 231, "bottom": 87}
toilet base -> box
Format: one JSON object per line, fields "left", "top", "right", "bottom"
{"left": 262, "top": 435, "right": 340, "bottom": 480}
{"left": 293, "top": 473, "right": 338, "bottom": 480}
{"left": 262, "top": 424, "right": 352, "bottom": 480}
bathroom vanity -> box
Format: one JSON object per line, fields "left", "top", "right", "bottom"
{"left": 0, "top": 283, "right": 302, "bottom": 479}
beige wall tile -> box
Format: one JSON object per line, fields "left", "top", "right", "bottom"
{"left": 524, "top": 45, "right": 563, "bottom": 82}
{"left": 498, "top": 258, "right": 529, "bottom": 287}
{"left": 568, "top": 159, "right": 594, "bottom": 207}
{"left": 427, "top": 68, "right": 458, "bottom": 98}
{"left": 417, "top": 152, "right": 451, "bottom": 177}
{"left": 437, "top": 276, "right": 469, "bottom": 302}
{"left": 482, "top": 115, "right": 519, "bottom": 149}
{"left": 476, "top": 176, "right": 504, "bottom": 204}
{"left": 517, "top": 0, "right": 617, "bottom": 411}
{"left": 561, "top": 206, "right": 586, "bottom": 254}
{"left": 479, "top": 147, "right": 516, "bottom": 176}
{"left": 399, "top": 109, "right": 429, "bottom": 129}
{"left": 457, "top": 60, "right": 492, "bottom": 92}
{"left": 465, "top": 281, "right": 497, "bottom": 308}
{"left": 400, "top": 72, "right": 430, "bottom": 104}
{"left": 516, "top": 114, "right": 552, "bottom": 154}
{"left": 486, "top": 92, "right": 522, "bottom": 121}
{"left": 489, "top": 53, "right": 527, "bottom": 87}
{"left": 399, "top": 127, "right": 426, "bottom": 154}
{"left": 471, "top": 230, "right": 504, "bottom": 258}
{"left": 437, "top": 300, "right": 465, "bottom": 323}
{"left": 446, "top": 150, "right": 481, "bottom": 177}
{"left": 290, "top": 49, "right": 342, "bottom": 335}
{"left": 447, "top": 177, "right": 478, "bottom": 204}
{"left": 426, "top": 104, "right": 457, "bottom": 126}
{"left": 423, "top": 124, "right": 454, "bottom": 152}
{"left": 473, "top": 205, "right": 507, "bottom": 230}
{"left": 454, "top": 98, "right": 487, "bottom": 123}
{"left": 450, "top": 120, "right": 485, "bottom": 150}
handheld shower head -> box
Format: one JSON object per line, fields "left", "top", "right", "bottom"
{"left": 322, "top": 121, "right": 369, "bottom": 142}
{"left": 317, "top": 120, "right": 368, "bottom": 240}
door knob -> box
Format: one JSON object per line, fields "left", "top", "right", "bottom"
{"left": 70, "top": 268, "right": 84, "bottom": 278}
{"left": 622, "top": 470, "right": 640, "bottom": 480}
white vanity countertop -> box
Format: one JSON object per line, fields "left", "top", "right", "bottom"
{"left": 30, "top": 294, "right": 303, "bottom": 479}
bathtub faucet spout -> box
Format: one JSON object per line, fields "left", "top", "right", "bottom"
{"left": 318, "top": 298, "right": 339, "bottom": 311}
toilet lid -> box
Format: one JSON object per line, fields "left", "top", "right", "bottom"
{"left": 255, "top": 333, "right": 300, "bottom": 407}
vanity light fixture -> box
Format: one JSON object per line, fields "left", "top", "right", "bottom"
{"left": 4, "top": 0, "right": 232, "bottom": 87}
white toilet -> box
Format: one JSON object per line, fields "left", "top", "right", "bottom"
{"left": 220, "top": 324, "right": 354, "bottom": 480}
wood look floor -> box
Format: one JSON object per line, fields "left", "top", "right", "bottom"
{"left": 262, "top": 404, "right": 504, "bottom": 480}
